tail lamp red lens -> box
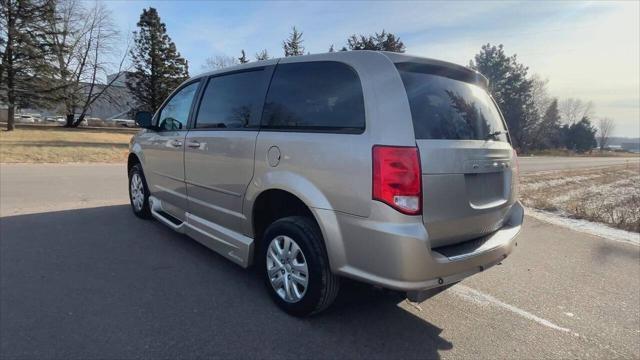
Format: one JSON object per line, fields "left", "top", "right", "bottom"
{"left": 372, "top": 145, "right": 422, "bottom": 215}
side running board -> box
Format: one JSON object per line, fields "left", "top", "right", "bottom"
{"left": 147, "top": 196, "right": 253, "bottom": 268}
{"left": 149, "top": 196, "right": 185, "bottom": 232}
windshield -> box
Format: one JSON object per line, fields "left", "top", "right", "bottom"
{"left": 396, "top": 64, "right": 508, "bottom": 142}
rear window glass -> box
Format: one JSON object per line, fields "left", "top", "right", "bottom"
{"left": 396, "top": 64, "right": 508, "bottom": 141}
{"left": 262, "top": 61, "right": 365, "bottom": 133}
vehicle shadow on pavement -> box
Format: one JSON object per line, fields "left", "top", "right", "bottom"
{"left": 0, "top": 205, "right": 452, "bottom": 359}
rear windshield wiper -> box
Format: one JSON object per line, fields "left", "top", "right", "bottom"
{"left": 485, "top": 130, "right": 507, "bottom": 140}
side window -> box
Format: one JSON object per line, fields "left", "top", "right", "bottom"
{"left": 195, "top": 69, "right": 270, "bottom": 129}
{"left": 157, "top": 81, "right": 200, "bottom": 131}
{"left": 262, "top": 62, "right": 365, "bottom": 132}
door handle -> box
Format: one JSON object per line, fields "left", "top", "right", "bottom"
{"left": 170, "top": 139, "right": 183, "bottom": 147}
{"left": 186, "top": 141, "right": 201, "bottom": 148}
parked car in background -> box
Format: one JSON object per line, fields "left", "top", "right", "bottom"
{"left": 85, "top": 117, "right": 104, "bottom": 127}
{"left": 44, "top": 116, "right": 64, "bottom": 124}
{"left": 127, "top": 51, "right": 524, "bottom": 316}
{"left": 16, "top": 114, "right": 37, "bottom": 123}
{"left": 114, "top": 119, "right": 136, "bottom": 128}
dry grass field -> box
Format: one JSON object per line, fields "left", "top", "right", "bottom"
{"left": 520, "top": 164, "right": 640, "bottom": 232}
{"left": 0, "top": 127, "right": 133, "bottom": 163}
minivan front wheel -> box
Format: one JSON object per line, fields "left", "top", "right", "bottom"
{"left": 128, "top": 163, "right": 152, "bottom": 219}
{"left": 262, "top": 216, "right": 339, "bottom": 316}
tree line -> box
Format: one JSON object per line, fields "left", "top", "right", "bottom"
{"left": 469, "top": 44, "right": 607, "bottom": 153}
{"left": 1, "top": 3, "right": 614, "bottom": 152}
{"left": 200, "top": 27, "right": 405, "bottom": 72}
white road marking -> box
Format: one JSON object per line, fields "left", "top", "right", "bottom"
{"left": 452, "top": 285, "right": 574, "bottom": 334}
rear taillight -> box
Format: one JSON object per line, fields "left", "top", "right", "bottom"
{"left": 372, "top": 145, "right": 422, "bottom": 215}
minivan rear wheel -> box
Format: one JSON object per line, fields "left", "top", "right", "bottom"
{"left": 261, "top": 216, "right": 339, "bottom": 316}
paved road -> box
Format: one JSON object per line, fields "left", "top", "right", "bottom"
{"left": 518, "top": 156, "right": 639, "bottom": 173}
{"left": 0, "top": 163, "right": 127, "bottom": 217}
{"left": 1, "top": 163, "right": 639, "bottom": 359}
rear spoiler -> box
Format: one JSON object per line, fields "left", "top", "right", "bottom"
{"left": 394, "top": 61, "right": 489, "bottom": 89}
{"left": 380, "top": 52, "right": 489, "bottom": 89}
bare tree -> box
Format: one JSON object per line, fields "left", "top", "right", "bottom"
{"left": 47, "top": 0, "right": 125, "bottom": 127}
{"left": 531, "top": 75, "right": 552, "bottom": 117}
{"left": 597, "top": 117, "right": 615, "bottom": 150}
{"left": 202, "top": 55, "right": 238, "bottom": 71}
{"left": 74, "top": 3, "right": 129, "bottom": 125}
{"left": 559, "top": 98, "right": 594, "bottom": 125}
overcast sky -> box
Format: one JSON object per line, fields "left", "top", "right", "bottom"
{"left": 105, "top": 0, "right": 639, "bottom": 137}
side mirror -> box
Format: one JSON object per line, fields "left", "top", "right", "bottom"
{"left": 134, "top": 111, "right": 154, "bottom": 129}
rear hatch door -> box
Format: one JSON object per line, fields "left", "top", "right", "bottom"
{"left": 396, "top": 62, "right": 517, "bottom": 248}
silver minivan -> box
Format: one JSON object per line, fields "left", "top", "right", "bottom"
{"left": 128, "top": 51, "right": 524, "bottom": 316}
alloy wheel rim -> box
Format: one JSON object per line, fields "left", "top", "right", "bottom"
{"left": 266, "top": 235, "right": 309, "bottom": 303}
{"left": 130, "top": 173, "right": 144, "bottom": 211}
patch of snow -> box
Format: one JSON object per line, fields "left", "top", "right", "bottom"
{"left": 548, "top": 177, "right": 639, "bottom": 209}
{"left": 521, "top": 173, "right": 605, "bottom": 191}
{"left": 525, "top": 207, "right": 640, "bottom": 246}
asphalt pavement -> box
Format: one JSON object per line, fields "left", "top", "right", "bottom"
{"left": 1, "top": 161, "right": 639, "bottom": 359}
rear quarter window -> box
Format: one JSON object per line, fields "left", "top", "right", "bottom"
{"left": 261, "top": 61, "right": 365, "bottom": 133}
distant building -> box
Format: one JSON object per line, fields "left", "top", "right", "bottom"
{"left": 106, "top": 71, "right": 135, "bottom": 88}
{"left": 6, "top": 73, "right": 137, "bottom": 120}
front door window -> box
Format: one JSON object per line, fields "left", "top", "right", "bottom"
{"left": 157, "top": 82, "right": 199, "bottom": 131}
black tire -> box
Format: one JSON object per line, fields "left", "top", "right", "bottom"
{"left": 128, "top": 163, "right": 152, "bottom": 219}
{"left": 261, "top": 216, "right": 340, "bottom": 316}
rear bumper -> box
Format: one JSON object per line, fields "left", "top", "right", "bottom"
{"left": 313, "top": 201, "right": 524, "bottom": 292}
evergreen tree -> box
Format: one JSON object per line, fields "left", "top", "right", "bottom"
{"left": 255, "top": 49, "right": 269, "bottom": 61}
{"left": 238, "top": 49, "right": 249, "bottom": 64}
{"left": 376, "top": 30, "right": 405, "bottom": 52}
{"left": 0, "top": 0, "right": 58, "bottom": 131}
{"left": 283, "top": 26, "right": 304, "bottom": 57}
{"left": 531, "top": 98, "right": 562, "bottom": 149}
{"left": 126, "top": 7, "right": 189, "bottom": 112}
{"left": 541, "top": 99, "right": 563, "bottom": 148}
{"left": 563, "top": 116, "right": 597, "bottom": 153}
{"left": 347, "top": 34, "right": 376, "bottom": 50}
{"left": 469, "top": 44, "right": 538, "bottom": 151}
{"left": 346, "top": 30, "right": 405, "bottom": 52}
{"left": 201, "top": 55, "right": 237, "bottom": 71}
